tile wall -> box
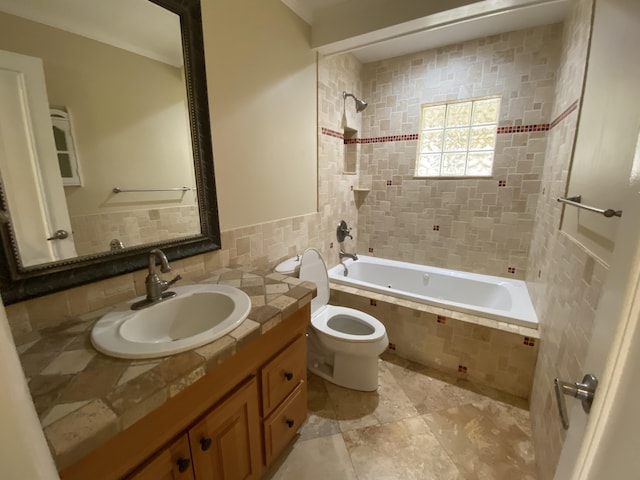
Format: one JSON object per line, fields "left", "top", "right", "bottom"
{"left": 70, "top": 206, "right": 200, "bottom": 256}
{"left": 352, "top": 25, "right": 563, "bottom": 279}
{"left": 525, "top": 2, "right": 604, "bottom": 479}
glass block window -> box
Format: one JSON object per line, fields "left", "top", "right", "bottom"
{"left": 415, "top": 96, "right": 501, "bottom": 177}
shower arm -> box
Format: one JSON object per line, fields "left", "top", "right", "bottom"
{"left": 342, "top": 91, "right": 368, "bottom": 112}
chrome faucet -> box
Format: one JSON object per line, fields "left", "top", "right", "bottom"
{"left": 339, "top": 250, "right": 358, "bottom": 261}
{"left": 131, "top": 249, "right": 182, "bottom": 310}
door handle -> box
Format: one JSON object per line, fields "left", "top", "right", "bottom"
{"left": 554, "top": 373, "right": 598, "bottom": 430}
{"left": 47, "top": 229, "right": 69, "bottom": 241}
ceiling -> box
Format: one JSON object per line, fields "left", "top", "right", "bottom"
{"left": 282, "top": 0, "right": 570, "bottom": 63}
{"left": 0, "top": 0, "right": 183, "bottom": 67}
{"left": 0, "top": 0, "right": 570, "bottom": 68}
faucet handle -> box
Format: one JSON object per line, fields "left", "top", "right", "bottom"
{"left": 337, "top": 220, "right": 353, "bottom": 242}
{"left": 167, "top": 274, "right": 182, "bottom": 287}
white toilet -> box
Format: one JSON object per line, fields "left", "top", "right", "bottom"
{"left": 299, "top": 248, "right": 388, "bottom": 391}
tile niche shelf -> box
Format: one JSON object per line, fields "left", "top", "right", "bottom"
{"left": 352, "top": 186, "right": 369, "bottom": 209}
{"left": 343, "top": 126, "right": 358, "bottom": 174}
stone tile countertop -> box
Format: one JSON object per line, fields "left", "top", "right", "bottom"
{"left": 12, "top": 266, "right": 317, "bottom": 472}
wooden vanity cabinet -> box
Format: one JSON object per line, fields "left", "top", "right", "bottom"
{"left": 189, "top": 377, "right": 262, "bottom": 480}
{"left": 60, "top": 304, "right": 309, "bottom": 480}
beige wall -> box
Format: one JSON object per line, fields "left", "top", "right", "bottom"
{"left": 202, "top": 0, "right": 318, "bottom": 231}
{"left": 0, "top": 12, "right": 196, "bottom": 218}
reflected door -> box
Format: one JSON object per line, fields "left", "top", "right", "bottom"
{"left": 0, "top": 49, "right": 76, "bottom": 265}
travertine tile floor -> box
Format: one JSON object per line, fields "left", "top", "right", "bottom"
{"left": 264, "top": 352, "right": 537, "bottom": 480}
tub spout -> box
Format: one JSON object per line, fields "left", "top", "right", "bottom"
{"left": 341, "top": 263, "right": 349, "bottom": 276}
{"left": 339, "top": 250, "right": 358, "bottom": 261}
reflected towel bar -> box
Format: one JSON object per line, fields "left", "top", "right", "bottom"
{"left": 557, "top": 195, "right": 622, "bottom": 218}
{"left": 112, "top": 186, "right": 192, "bottom": 194}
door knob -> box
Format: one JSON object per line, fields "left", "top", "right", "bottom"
{"left": 554, "top": 373, "right": 598, "bottom": 429}
{"left": 47, "top": 229, "right": 69, "bottom": 241}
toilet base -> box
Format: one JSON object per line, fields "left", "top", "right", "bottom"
{"left": 307, "top": 332, "right": 381, "bottom": 392}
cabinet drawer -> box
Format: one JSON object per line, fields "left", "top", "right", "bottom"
{"left": 263, "top": 383, "right": 307, "bottom": 465}
{"left": 261, "top": 334, "right": 306, "bottom": 415}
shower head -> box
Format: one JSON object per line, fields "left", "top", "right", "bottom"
{"left": 343, "top": 91, "right": 368, "bottom": 113}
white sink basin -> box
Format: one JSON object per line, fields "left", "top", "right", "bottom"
{"left": 91, "top": 284, "right": 252, "bottom": 359}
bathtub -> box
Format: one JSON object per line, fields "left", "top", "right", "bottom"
{"left": 327, "top": 256, "right": 538, "bottom": 329}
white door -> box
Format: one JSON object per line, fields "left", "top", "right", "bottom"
{"left": 0, "top": 49, "right": 76, "bottom": 266}
{"left": 553, "top": 0, "right": 640, "bottom": 477}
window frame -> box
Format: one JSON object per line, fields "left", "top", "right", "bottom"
{"left": 50, "top": 108, "right": 83, "bottom": 186}
{"left": 414, "top": 95, "right": 501, "bottom": 179}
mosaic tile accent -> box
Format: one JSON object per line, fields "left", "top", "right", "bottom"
{"left": 321, "top": 127, "right": 344, "bottom": 139}
{"left": 324, "top": 104, "right": 578, "bottom": 146}
{"left": 549, "top": 99, "right": 579, "bottom": 129}
{"left": 497, "top": 124, "right": 550, "bottom": 134}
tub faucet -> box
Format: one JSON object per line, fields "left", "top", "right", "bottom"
{"left": 132, "top": 248, "right": 182, "bottom": 310}
{"left": 339, "top": 250, "right": 358, "bottom": 262}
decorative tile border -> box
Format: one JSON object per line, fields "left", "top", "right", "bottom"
{"left": 321, "top": 127, "right": 344, "bottom": 139}
{"left": 321, "top": 99, "right": 579, "bottom": 145}
{"left": 497, "top": 124, "right": 550, "bottom": 134}
{"left": 549, "top": 99, "right": 580, "bottom": 129}
{"left": 344, "top": 134, "right": 419, "bottom": 144}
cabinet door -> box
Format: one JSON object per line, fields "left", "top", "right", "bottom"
{"left": 189, "top": 377, "right": 262, "bottom": 480}
{"left": 128, "top": 434, "right": 194, "bottom": 480}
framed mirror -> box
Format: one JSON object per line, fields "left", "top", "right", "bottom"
{"left": 0, "top": 0, "right": 221, "bottom": 304}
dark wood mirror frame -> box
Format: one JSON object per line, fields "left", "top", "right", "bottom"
{"left": 0, "top": 0, "right": 221, "bottom": 305}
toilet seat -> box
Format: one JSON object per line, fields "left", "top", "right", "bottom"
{"left": 312, "top": 305, "right": 386, "bottom": 343}
{"left": 299, "top": 248, "right": 386, "bottom": 343}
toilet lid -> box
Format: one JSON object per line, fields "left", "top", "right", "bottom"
{"left": 299, "top": 248, "right": 329, "bottom": 315}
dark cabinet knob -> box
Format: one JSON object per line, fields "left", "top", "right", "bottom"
{"left": 200, "top": 437, "right": 213, "bottom": 451}
{"left": 284, "top": 371, "right": 293, "bottom": 381}
{"left": 177, "top": 457, "right": 191, "bottom": 473}
{"left": 285, "top": 419, "right": 294, "bottom": 428}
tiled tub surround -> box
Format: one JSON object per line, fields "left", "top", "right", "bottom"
{"left": 329, "top": 255, "right": 539, "bottom": 328}
{"left": 70, "top": 205, "right": 201, "bottom": 257}
{"left": 351, "top": 24, "right": 564, "bottom": 279}
{"left": 330, "top": 283, "right": 539, "bottom": 400}
{"left": 11, "top": 267, "right": 316, "bottom": 471}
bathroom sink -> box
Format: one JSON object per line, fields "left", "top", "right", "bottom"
{"left": 91, "top": 284, "right": 252, "bottom": 359}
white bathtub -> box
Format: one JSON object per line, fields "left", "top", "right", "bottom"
{"left": 328, "top": 256, "right": 538, "bottom": 329}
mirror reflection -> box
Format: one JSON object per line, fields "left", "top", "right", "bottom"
{"left": 0, "top": 0, "right": 200, "bottom": 268}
